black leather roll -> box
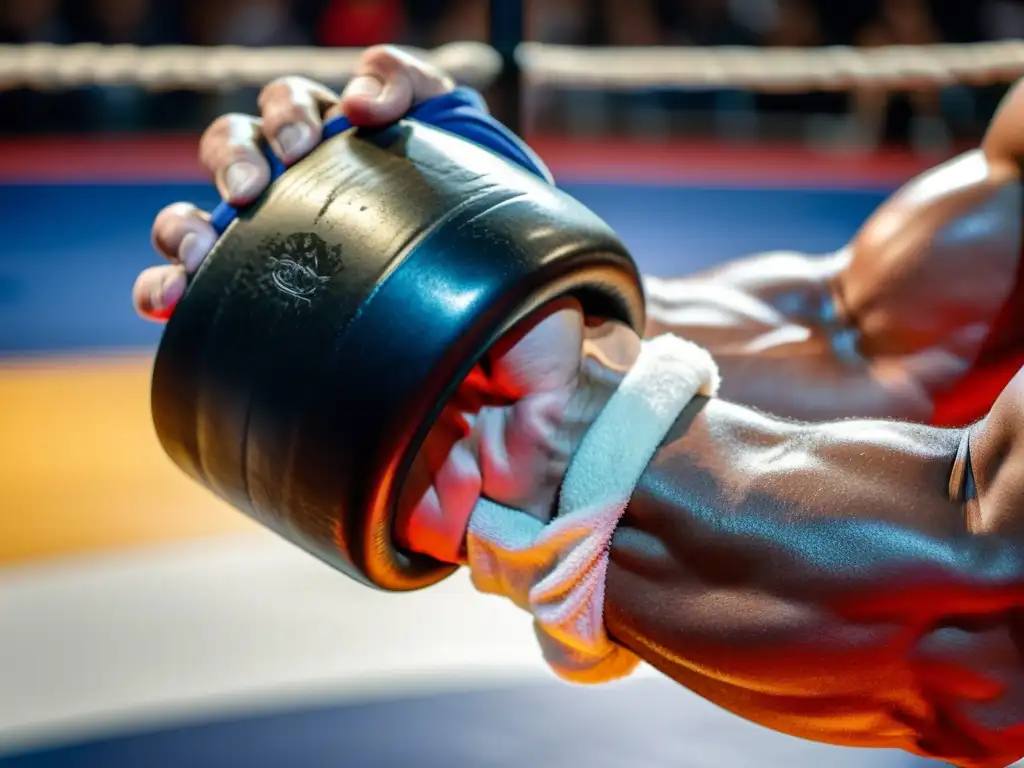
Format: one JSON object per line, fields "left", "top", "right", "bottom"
{"left": 151, "top": 121, "right": 644, "bottom": 591}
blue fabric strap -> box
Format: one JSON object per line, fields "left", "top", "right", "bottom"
{"left": 210, "top": 87, "right": 551, "bottom": 235}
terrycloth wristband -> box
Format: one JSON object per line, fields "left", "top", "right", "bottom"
{"left": 465, "top": 335, "right": 720, "bottom": 683}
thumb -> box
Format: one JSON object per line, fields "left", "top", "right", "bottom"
{"left": 339, "top": 46, "right": 454, "bottom": 126}
{"left": 339, "top": 70, "right": 410, "bottom": 127}
{"left": 340, "top": 46, "right": 414, "bottom": 126}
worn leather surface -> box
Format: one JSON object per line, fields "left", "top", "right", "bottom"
{"left": 152, "top": 120, "right": 644, "bottom": 591}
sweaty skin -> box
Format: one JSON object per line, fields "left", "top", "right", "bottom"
{"left": 604, "top": 369, "right": 1024, "bottom": 768}
{"left": 644, "top": 80, "right": 1024, "bottom": 426}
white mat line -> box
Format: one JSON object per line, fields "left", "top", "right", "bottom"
{"left": 0, "top": 532, "right": 661, "bottom": 755}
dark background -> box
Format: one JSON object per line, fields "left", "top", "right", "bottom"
{"left": 2, "top": 0, "right": 1020, "bottom": 150}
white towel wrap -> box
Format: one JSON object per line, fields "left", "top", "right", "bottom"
{"left": 466, "top": 334, "right": 720, "bottom": 683}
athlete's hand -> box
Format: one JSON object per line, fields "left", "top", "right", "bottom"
{"left": 395, "top": 302, "right": 635, "bottom": 563}
{"left": 133, "top": 46, "right": 456, "bottom": 320}
{"left": 132, "top": 46, "right": 635, "bottom": 563}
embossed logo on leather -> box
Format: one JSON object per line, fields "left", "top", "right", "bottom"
{"left": 266, "top": 232, "right": 338, "bottom": 305}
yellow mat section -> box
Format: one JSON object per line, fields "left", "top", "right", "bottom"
{"left": 0, "top": 354, "right": 256, "bottom": 564}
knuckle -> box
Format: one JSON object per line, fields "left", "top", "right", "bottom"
{"left": 260, "top": 76, "right": 329, "bottom": 113}
{"left": 258, "top": 76, "right": 308, "bottom": 111}
{"left": 258, "top": 76, "right": 293, "bottom": 103}
{"left": 199, "top": 113, "right": 257, "bottom": 166}
{"left": 152, "top": 202, "right": 186, "bottom": 233}
{"left": 361, "top": 44, "right": 404, "bottom": 73}
{"left": 159, "top": 200, "right": 195, "bottom": 220}
{"left": 199, "top": 113, "right": 235, "bottom": 145}
{"left": 262, "top": 100, "right": 311, "bottom": 129}
{"left": 362, "top": 43, "right": 396, "bottom": 60}
{"left": 361, "top": 45, "right": 451, "bottom": 95}
{"left": 152, "top": 203, "right": 196, "bottom": 249}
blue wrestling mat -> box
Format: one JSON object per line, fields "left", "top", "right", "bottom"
{"left": 0, "top": 181, "right": 884, "bottom": 354}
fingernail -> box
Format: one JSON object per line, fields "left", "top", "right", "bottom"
{"left": 148, "top": 275, "right": 167, "bottom": 313}
{"left": 276, "top": 123, "right": 313, "bottom": 160}
{"left": 178, "top": 230, "right": 213, "bottom": 272}
{"left": 225, "top": 161, "right": 259, "bottom": 200}
{"left": 343, "top": 75, "right": 383, "bottom": 102}
{"left": 151, "top": 270, "right": 185, "bottom": 318}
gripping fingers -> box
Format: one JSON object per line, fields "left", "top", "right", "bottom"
{"left": 142, "top": 202, "right": 216, "bottom": 321}
{"left": 397, "top": 411, "right": 482, "bottom": 564}
{"left": 151, "top": 202, "right": 217, "bottom": 273}
{"left": 258, "top": 76, "right": 339, "bottom": 165}
{"left": 134, "top": 265, "right": 188, "bottom": 322}
{"left": 199, "top": 113, "right": 271, "bottom": 204}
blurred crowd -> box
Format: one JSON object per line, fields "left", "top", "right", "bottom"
{"left": 2, "top": 0, "right": 1022, "bottom": 148}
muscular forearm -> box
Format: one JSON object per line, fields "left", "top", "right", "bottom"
{"left": 679, "top": 338, "right": 935, "bottom": 422}
{"left": 643, "top": 250, "right": 845, "bottom": 336}
{"left": 604, "top": 398, "right": 1024, "bottom": 766}
{"left": 645, "top": 299, "right": 929, "bottom": 422}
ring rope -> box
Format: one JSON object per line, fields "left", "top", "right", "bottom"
{"left": 1, "top": 40, "right": 1023, "bottom": 93}
{"left": 0, "top": 41, "right": 502, "bottom": 91}
{"left": 518, "top": 41, "right": 1024, "bottom": 91}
